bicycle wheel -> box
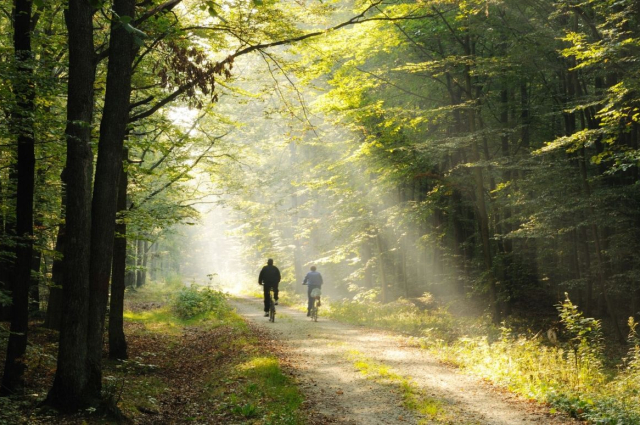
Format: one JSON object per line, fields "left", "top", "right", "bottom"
{"left": 269, "top": 297, "right": 276, "bottom": 322}
{"left": 311, "top": 303, "right": 318, "bottom": 322}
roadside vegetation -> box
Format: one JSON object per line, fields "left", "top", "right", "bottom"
{"left": 0, "top": 281, "right": 306, "bottom": 424}
{"left": 315, "top": 293, "right": 640, "bottom": 424}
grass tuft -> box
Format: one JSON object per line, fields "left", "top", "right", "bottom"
{"left": 345, "top": 349, "right": 456, "bottom": 424}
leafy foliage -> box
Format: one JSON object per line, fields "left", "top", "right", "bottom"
{"left": 171, "top": 285, "right": 229, "bottom": 320}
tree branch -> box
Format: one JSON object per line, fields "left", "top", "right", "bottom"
{"left": 131, "top": 130, "right": 231, "bottom": 209}
{"left": 129, "top": 83, "right": 194, "bottom": 123}
{"left": 135, "top": 0, "right": 182, "bottom": 26}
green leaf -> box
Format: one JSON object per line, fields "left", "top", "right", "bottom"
{"left": 206, "top": 1, "right": 218, "bottom": 16}
{"left": 122, "top": 22, "right": 147, "bottom": 40}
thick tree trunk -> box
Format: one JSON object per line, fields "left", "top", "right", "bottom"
{"left": 108, "top": 149, "right": 128, "bottom": 360}
{"left": 1, "top": 0, "right": 36, "bottom": 395}
{"left": 86, "top": 0, "right": 136, "bottom": 399}
{"left": 46, "top": 1, "right": 96, "bottom": 410}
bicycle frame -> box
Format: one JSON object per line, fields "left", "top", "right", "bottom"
{"left": 268, "top": 288, "right": 276, "bottom": 322}
{"left": 310, "top": 296, "right": 320, "bottom": 322}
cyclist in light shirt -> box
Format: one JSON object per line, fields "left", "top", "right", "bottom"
{"left": 302, "top": 265, "right": 323, "bottom": 317}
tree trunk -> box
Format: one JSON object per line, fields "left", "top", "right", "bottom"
{"left": 29, "top": 249, "right": 41, "bottom": 314}
{"left": 289, "top": 142, "right": 303, "bottom": 289}
{"left": 464, "top": 36, "right": 498, "bottom": 322}
{"left": 44, "top": 182, "right": 65, "bottom": 331}
{"left": 375, "top": 232, "right": 388, "bottom": 303}
{"left": 148, "top": 242, "right": 157, "bottom": 282}
{"left": 400, "top": 238, "right": 408, "bottom": 297}
{"left": 578, "top": 147, "right": 623, "bottom": 342}
{"left": 579, "top": 226, "right": 593, "bottom": 316}
{"left": 1, "top": 0, "right": 36, "bottom": 395}
{"left": 86, "top": 0, "right": 136, "bottom": 398}
{"left": 125, "top": 240, "right": 136, "bottom": 287}
{"left": 108, "top": 149, "right": 128, "bottom": 360}
{"left": 136, "top": 239, "right": 144, "bottom": 287}
{"left": 0, "top": 168, "right": 17, "bottom": 322}
{"left": 361, "top": 239, "right": 373, "bottom": 288}
{"left": 141, "top": 241, "right": 149, "bottom": 286}
{"left": 46, "top": 0, "right": 96, "bottom": 410}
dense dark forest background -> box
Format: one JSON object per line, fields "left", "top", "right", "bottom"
{"left": 1, "top": 0, "right": 640, "bottom": 414}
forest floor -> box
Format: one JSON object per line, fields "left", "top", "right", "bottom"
{"left": 0, "top": 292, "right": 585, "bottom": 424}
{"left": 231, "top": 295, "right": 581, "bottom": 425}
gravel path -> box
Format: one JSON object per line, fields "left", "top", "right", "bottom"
{"left": 231, "top": 296, "right": 579, "bottom": 425}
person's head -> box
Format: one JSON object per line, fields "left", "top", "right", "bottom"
{"left": 310, "top": 265, "right": 316, "bottom": 271}
{"left": 267, "top": 258, "right": 273, "bottom": 266}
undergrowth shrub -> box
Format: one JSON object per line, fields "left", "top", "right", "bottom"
{"left": 327, "top": 297, "right": 459, "bottom": 342}
{"left": 171, "top": 285, "right": 229, "bottom": 319}
{"left": 164, "top": 272, "right": 187, "bottom": 291}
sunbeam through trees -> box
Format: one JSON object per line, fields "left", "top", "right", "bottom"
{"left": 2, "top": 0, "right": 640, "bottom": 423}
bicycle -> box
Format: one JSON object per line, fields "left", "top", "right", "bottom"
{"left": 268, "top": 287, "right": 276, "bottom": 323}
{"left": 309, "top": 287, "right": 321, "bottom": 322}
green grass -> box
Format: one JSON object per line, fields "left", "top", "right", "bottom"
{"left": 345, "top": 349, "right": 463, "bottom": 424}
{"left": 200, "top": 341, "right": 305, "bottom": 424}
{"left": 119, "top": 283, "right": 306, "bottom": 424}
{"left": 324, "top": 295, "right": 640, "bottom": 423}
{"left": 324, "top": 297, "right": 464, "bottom": 342}
{"left": 123, "top": 306, "right": 186, "bottom": 335}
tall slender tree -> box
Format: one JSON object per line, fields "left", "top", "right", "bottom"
{"left": 1, "top": 0, "right": 36, "bottom": 395}
{"left": 86, "top": 0, "right": 137, "bottom": 399}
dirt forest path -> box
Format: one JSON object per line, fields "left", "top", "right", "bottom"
{"left": 231, "top": 296, "right": 578, "bottom": 425}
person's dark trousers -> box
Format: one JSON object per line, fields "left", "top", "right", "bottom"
{"left": 307, "top": 285, "right": 320, "bottom": 312}
{"left": 263, "top": 283, "right": 279, "bottom": 312}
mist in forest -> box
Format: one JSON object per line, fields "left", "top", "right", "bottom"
{"left": 148, "top": 0, "right": 640, "bottom": 330}
{"left": 156, "top": 43, "right": 448, "bottom": 306}
{"left": 172, "top": 202, "right": 249, "bottom": 293}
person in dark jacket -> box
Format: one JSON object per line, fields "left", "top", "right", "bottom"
{"left": 302, "top": 265, "right": 323, "bottom": 316}
{"left": 258, "top": 258, "right": 281, "bottom": 316}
